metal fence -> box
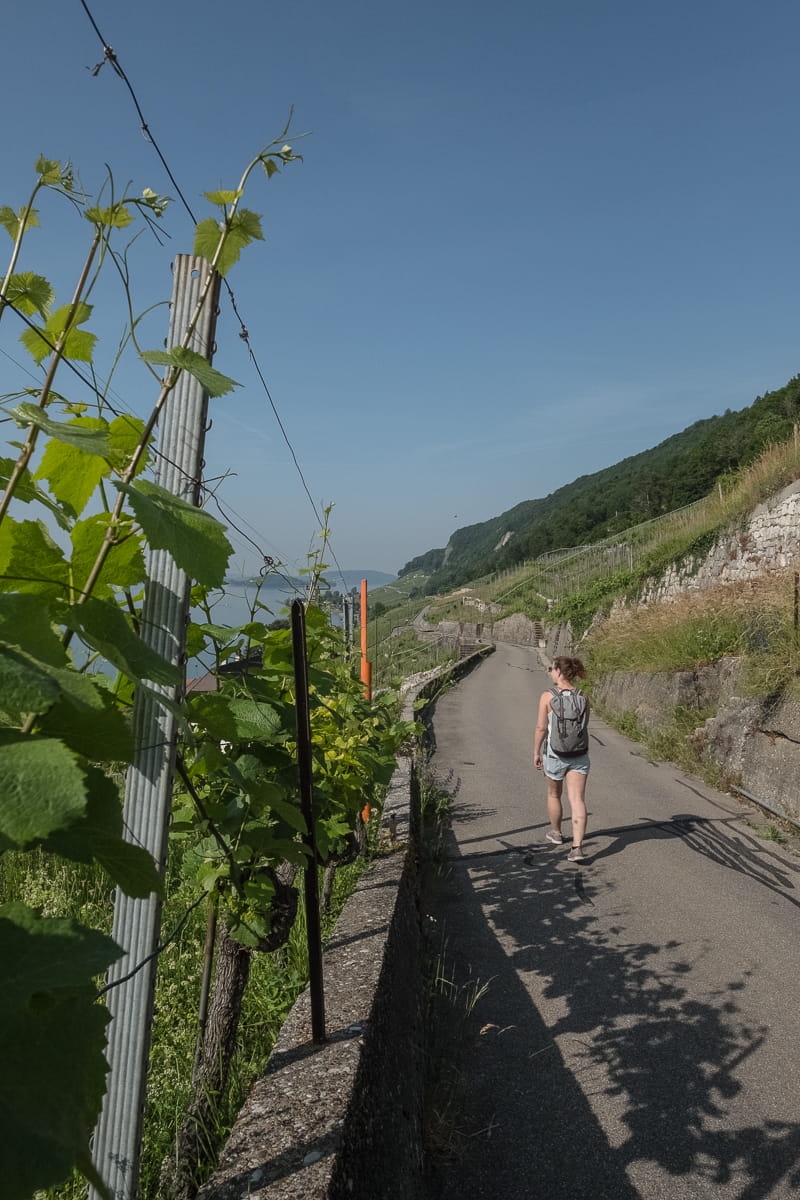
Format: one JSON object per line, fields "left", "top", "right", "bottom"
{"left": 471, "top": 497, "right": 714, "bottom": 605}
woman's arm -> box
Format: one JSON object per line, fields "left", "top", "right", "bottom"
{"left": 533, "top": 691, "right": 550, "bottom": 771}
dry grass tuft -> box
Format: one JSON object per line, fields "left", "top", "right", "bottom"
{"left": 586, "top": 572, "right": 800, "bottom": 691}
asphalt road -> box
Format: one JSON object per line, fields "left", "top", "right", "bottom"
{"left": 421, "top": 642, "right": 800, "bottom": 1200}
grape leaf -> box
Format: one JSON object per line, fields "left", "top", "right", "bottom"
{"left": 67, "top": 511, "right": 145, "bottom": 600}
{"left": 33, "top": 417, "right": 112, "bottom": 515}
{"left": 192, "top": 208, "right": 263, "bottom": 276}
{"left": 42, "top": 768, "right": 161, "bottom": 898}
{"left": 85, "top": 204, "right": 134, "bottom": 228}
{"left": 0, "top": 205, "right": 40, "bottom": 241}
{"left": 0, "top": 904, "right": 119, "bottom": 1200}
{"left": 69, "top": 513, "right": 147, "bottom": 599}
{"left": 13, "top": 404, "right": 112, "bottom": 456}
{"left": 116, "top": 479, "right": 232, "bottom": 586}
{"left": 0, "top": 732, "right": 87, "bottom": 845}
{"left": 140, "top": 347, "right": 238, "bottom": 397}
{"left": 227, "top": 698, "right": 283, "bottom": 740}
{"left": 0, "top": 456, "right": 72, "bottom": 531}
{"left": 203, "top": 190, "right": 242, "bottom": 205}
{"left": 4, "top": 271, "right": 54, "bottom": 318}
{"left": 19, "top": 303, "right": 96, "bottom": 365}
{"left": 0, "top": 642, "right": 63, "bottom": 720}
{"left": 107, "top": 413, "right": 150, "bottom": 475}
{"left": 0, "top": 592, "right": 68, "bottom": 665}
{"left": 0, "top": 517, "right": 69, "bottom": 597}
{"left": 35, "top": 157, "right": 67, "bottom": 185}
{"left": 36, "top": 668, "right": 133, "bottom": 762}
{"left": 62, "top": 597, "right": 180, "bottom": 686}
{"left": 187, "top": 691, "right": 239, "bottom": 741}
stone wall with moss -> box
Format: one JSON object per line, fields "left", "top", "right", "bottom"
{"left": 592, "top": 661, "right": 800, "bottom": 825}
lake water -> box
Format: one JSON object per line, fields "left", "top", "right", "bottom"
{"left": 194, "top": 583, "right": 301, "bottom": 628}
{"left": 192, "top": 582, "right": 343, "bottom": 630}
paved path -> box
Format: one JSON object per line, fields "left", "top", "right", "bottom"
{"left": 422, "top": 643, "right": 800, "bottom": 1200}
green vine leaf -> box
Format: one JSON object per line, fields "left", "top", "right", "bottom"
{"left": 106, "top": 414, "right": 151, "bottom": 475}
{"left": 62, "top": 597, "right": 180, "bottom": 686}
{"left": 187, "top": 692, "right": 239, "bottom": 742}
{"left": 20, "top": 303, "right": 96, "bottom": 365}
{"left": 203, "top": 190, "right": 242, "bottom": 205}
{"left": 85, "top": 204, "right": 134, "bottom": 229}
{"left": 0, "top": 518, "right": 69, "bottom": 598}
{"left": 34, "top": 157, "right": 74, "bottom": 188}
{"left": 14, "top": 406, "right": 111, "bottom": 452}
{"left": 35, "top": 667, "right": 134, "bottom": 762}
{"left": 0, "top": 593, "right": 68, "bottom": 666}
{"left": 0, "top": 732, "right": 88, "bottom": 846}
{"left": 29, "top": 409, "right": 152, "bottom": 522}
{"left": 69, "top": 514, "right": 146, "bottom": 598}
{"left": 0, "top": 205, "right": 40, "bottom": 241}
{"left": 1, "top": 901, "right": 121, "bottom": 992}
{"left": 33, "top": 417, "right": 113, "bottom": 516}
{"left": 140, "top": 347, "right": 239, "bottom": 398}
{"left": 0, "top": 642, "right": 63, "bottom": 719}
{"left": 4, "top": 272, "right": 54, "bottom": 318}
{"left": 227, "top": 698, "right": 283, "bottom": 741}
{"left": 192, "top": 208, "right": 264, "bottom": 277}
{"left": 115, "top": 479, "right": 233, "bottom": 586}
{"left": 42, "top": 768, "right": 161, "bottom": 898}
{"left": 0, "top": 903, "right": 119, "bottom": 1200}
{"left": 0, "top": 457, "right": 73, "bottom": 530}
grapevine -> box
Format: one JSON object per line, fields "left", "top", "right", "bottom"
{"left": 0, "top": 140, "right": 415, "bottom": 1199}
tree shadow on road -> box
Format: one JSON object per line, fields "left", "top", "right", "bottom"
{"left": 422, "top": 805, "right": 800, "bottom": 1200}
{"left": 589, "top": 811, "right": 800, "bottom": 911}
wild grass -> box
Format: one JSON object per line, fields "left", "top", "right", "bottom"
{"left": 759, "top": 824, "right": 786, "bottom": 843}
{"left": 20, "top": 809, "right": 385, "bottom": 1200}
{"left": 585, "top": 572, "right": 800, "bottom": 694}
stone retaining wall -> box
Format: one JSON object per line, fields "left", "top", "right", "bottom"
{"left": 641, "top": 479, "right": 800, "bottom": 603}
{"left": 542, "top": 481, "right": 800, "bottom": 825}
{"left": 592, "top": 661, "right": 800, "bottom": 826}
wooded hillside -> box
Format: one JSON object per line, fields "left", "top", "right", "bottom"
{"left": 400, "top": 374, "right": 800, "bottom": 594}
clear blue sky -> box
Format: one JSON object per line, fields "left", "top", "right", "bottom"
{"left": 2, "top": 0, "right": 797, "bottom": 578}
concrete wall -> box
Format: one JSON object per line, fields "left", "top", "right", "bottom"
{"left": 490, "top": 613, "right": 543, "bottom": 646}
{"left": 197, "top": 648, "right": 493, "bottom": 1200}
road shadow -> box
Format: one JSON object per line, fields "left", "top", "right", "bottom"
{"left": 421, "top": 803, "right": 800, "bottom": 1199}
{"left": 588, "top": 812, "right": 800, "bottom": 911}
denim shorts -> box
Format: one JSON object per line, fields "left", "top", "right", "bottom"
{"left": 543, "top": 746, "right": 590, "bottom": 781}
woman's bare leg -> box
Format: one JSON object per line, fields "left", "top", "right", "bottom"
{"left": 565, "top": 770, "right": 588, "bottom": 845}
{"left": 546, "top": 777, "right": 564, "bottom": 834}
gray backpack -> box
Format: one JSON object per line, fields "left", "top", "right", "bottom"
{"left": 548, "top": 687, "right": 588, "bottom": 756}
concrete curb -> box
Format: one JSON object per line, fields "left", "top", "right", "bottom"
{"left": 197, "top": 646, "right": 493, "bottom": 1200}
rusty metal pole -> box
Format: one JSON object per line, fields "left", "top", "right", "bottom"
{"left": 291, "top": 599, "right": 326, "bottom": 1044}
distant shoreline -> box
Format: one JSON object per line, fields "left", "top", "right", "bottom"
{"left": 225, "top": 572, "right": 397, "bottom": 591}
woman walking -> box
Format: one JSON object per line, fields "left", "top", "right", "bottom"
{"left": 534, "top": 656, "right": 590, "bottom": 861}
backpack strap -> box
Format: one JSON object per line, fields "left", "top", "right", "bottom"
{"left": 549, "top": 686, "right": 568, "bottom": 742}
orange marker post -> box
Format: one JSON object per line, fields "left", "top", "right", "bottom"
{"left": 359, "top": 577, "right": 371, "bottom": 701}
{"left": 359, "top": 577, "right": 372, "bottom": 822}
